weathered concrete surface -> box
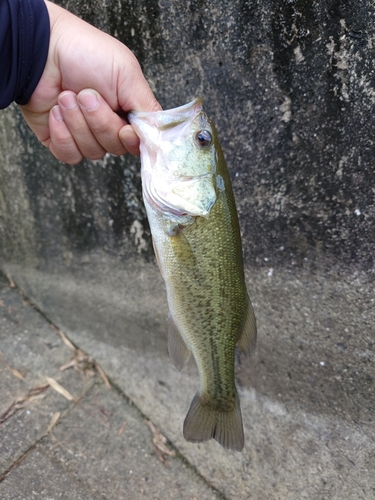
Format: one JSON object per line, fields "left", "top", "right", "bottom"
{"left": 0, "top": 274, "right": 221, "bottom": 499}
{"left": 0, "top": 0, "right": 375, "bottom": 498}
{"left": 2, "top": 256, "right": 374, "bottom": 499}
{"left": 61, "top": 0, "right": 375, "bottom": 271}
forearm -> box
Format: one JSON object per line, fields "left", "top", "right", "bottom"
{"left": 0, "top": 0, "right": 50, "bottom": 109}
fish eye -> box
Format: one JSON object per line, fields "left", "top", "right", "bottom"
{"left": 195, "top": 130, "right": 212, "bottom": 148}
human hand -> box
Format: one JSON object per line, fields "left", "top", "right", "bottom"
{"left": 19, "top": 1, "right": 161, "bottom": 164}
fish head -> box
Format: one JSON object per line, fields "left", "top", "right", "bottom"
{"left": 129, "top": 98, "right": 218, "bottom": 219}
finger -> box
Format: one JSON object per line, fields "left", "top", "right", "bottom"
{"left": 58, "top": 91, "right": 106, "bottom": 160}
{"left": 49, "top": 105, "right": 83, "bottom": 164}
{"left": 119, "top": 124, "right": 141, "bottom": 156}
{"left": 77, "top": 89, "right": 129, "bottom": 156}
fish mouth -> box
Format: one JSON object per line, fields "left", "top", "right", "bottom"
{"left": 128, "top": 98, "right": 203, "bottom": 130}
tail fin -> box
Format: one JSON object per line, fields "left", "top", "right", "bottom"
{"left": 183, "top": 392, "right": 244, "bottom": 451}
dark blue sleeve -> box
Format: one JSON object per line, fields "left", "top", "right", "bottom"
{"left": 0, "top": 0, "right": 50, "bottom": 109}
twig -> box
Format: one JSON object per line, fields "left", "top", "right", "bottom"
{"left": 0, "top": 384, "right": 49, "bottom": 425}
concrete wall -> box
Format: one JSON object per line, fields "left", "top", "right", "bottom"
{"left": 0, "top": 1, "right": 374, "bottom": 498}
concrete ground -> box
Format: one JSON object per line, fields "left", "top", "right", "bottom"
{"left": 1, "top": 259, "right": 374, "bottom": 500}
{"left": 0, "top": 272, "right": 222, "bottom": 500}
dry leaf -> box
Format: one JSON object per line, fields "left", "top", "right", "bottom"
{"left": 118, "top": 421, "right": 126, "bottom": 435}
{"left": 95, "top": 362, "right": 111, "bottom": 389}
{"left": 0, "top": 350, "right": 25, "bottom": 380}
{"left": 5, "top": 274, "right": 15, "bottom": 288}
{"left": 60, "top": 349, "right": 95, "bottom": 375}
{"left": 50, "top": 441, "right": 74, "bottom": 455}
{"left": 145, "top": 419, "right": 175, "bottom": 465}
{"left": 59, "top": 347, "right": 111, "bottom": 389}
{"left": 45, "top": 412, "right": 61, "bottom": 435}
{"left": 10, "top": 368, "right": 25, "bottom": 380}
{"left": 52, "top": 326, "right": 111, "bottom": 390}
{"left": 45, "top": 376, "right": 75, "bottom": 401}
{"left": 59, "top": 359, "right": 77, "bottom": 371}
{"left": 55, "top": 328, "right": 76, "bottom": 351}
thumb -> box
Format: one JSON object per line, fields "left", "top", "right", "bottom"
{"left": 117, "top": 54, "right": 162, "bottom": 114}
{"left": 118, "top": 61, "right": 162, "bottom": 155}
{"left": 119, "top": 124, "right": 142, "bottom": 156}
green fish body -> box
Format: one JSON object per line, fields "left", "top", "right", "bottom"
{"left": 129, "top": 99, "right": 256, "bottom": 451}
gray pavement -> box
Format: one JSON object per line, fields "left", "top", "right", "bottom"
{"left": 0, "top": 273, "right": 222, "bottom": 500}
{"left": 1, "top": 261, "right": 374, "bottom": 500}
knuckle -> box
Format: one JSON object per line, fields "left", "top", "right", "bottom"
{"left": 87, "top": 116, "right": 113, "bottom": 135}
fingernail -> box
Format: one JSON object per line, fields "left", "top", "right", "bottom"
{"left": 120, "top": 126, "right": 138, "bottom": 145}
{"left": 78, "top": 90, "right": 99, "bottom": 111}
{"left": 59, "top": 92, "right": 78, "bottom": 110}
{"left": 52, "top": 105, "right": 63, "bottom": 121}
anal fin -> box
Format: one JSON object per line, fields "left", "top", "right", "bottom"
{"left": 237, "top": 293, "right": 257, "bottom": 357}
{"left": 168, "top": 315, "right": 191, "bottom": 371}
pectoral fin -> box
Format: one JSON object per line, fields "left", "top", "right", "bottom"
{"left": 152, "top": 237, "right": 165, "bottom": 280}
{"left": 237, "top": 294, "right": 257, "bottom": 357}
{"left": 168, "top": 315, "right": 191, "bottom": 371}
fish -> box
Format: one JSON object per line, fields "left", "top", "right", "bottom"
{"left": 128, "top": 98, "right": 256, "bottom": 451}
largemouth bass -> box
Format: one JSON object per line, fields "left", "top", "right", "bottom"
{"left": 128, "top": 98, "right": 256, "bottom": 451}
